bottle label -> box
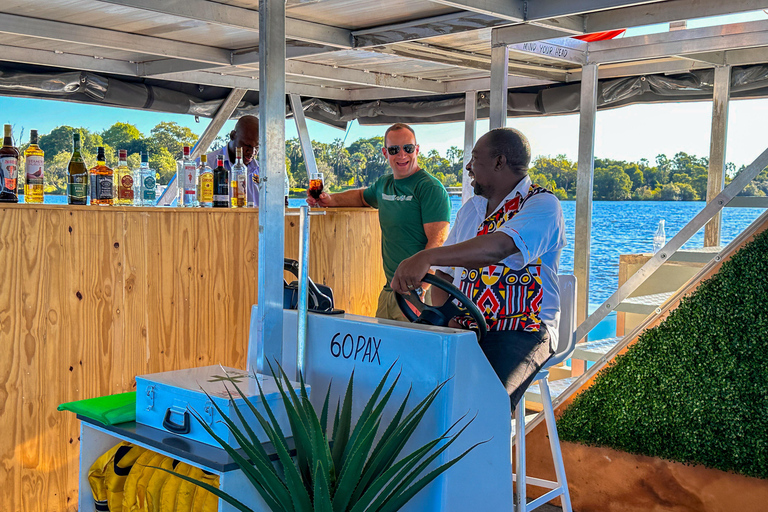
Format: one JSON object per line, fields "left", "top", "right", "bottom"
{"left": 230, "top": 176, "right": 246, "bottom": 207}
{"left": 118, "top": 174, "right": 134, "bottom": 200}
{"left": 26, "top": 155, "right": 44, "bottom": 181}
{"left": 214, "top": 174, "right": 228, "bottom": 203}
{"left": 200, "top": 174, "right": 213, "bottom": 203}
{"left": 68, "top": 175, "right": 87, "bottom": 202}
{"left": 90, "top": 174, "right": 113, "bottom": 201}
{"left": 182, "top": 163, "right": 196, "bottom": 190}
{"left": 142, "top": 175, "right": 156, "bottom": 201}
{"left": 0, "top": 156, "right": 18, "bottom": 191}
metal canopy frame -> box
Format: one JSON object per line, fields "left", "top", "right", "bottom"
{"left": 2, "top": 0, "right": 768, "bottom": 364}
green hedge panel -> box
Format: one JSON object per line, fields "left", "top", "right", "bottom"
{"left": 558, "top": 228, "right": 768, "bottom": 479}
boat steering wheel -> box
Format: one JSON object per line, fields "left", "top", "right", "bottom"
{"left": 395, "top": 274, "right": 488, "bottom": 342}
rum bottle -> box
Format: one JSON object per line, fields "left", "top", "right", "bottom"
{"left": 178, "top": 145, "right": 198, "bottom": 207}
{"left": 67, "top": 132, "right": 88, "bottom": 205}
{"left": 197, "top": 154, "right": 213, "bottom": 207}
{"left": 24, "top": 130, "right": 44, "bottom": 204}
{"left": 89, "top": 147, "right": 113, "bottom": 206}
{"left": 0, "top": 124, "right": 19, "bottom": 203}
{"left": 114, "top": 149, "right": 134, "bottom": 205}
{"left": 137, "top": 152, "right": 156, "bottom": 206}
{"left": 230, "top": 147, "right": 246, "bottom": 208}
{"left": 213, "top": 155, "right": 229, "bottom": 208}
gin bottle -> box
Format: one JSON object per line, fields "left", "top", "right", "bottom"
{"left": 137, "top": 152, "right": 156, "bottom": 206}
{"left": 197, "top": 154, "right": 213, "bottom": 207}
{"left": 178, "top": 145, "right": 198, "bottom": 207}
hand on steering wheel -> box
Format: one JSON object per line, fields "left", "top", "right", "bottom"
{"left": 395, "top": 274, "right": 488, "bottom": 342}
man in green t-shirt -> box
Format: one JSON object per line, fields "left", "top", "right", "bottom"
{"left": 306, "top": 123, "right": 451, "bottom": 321}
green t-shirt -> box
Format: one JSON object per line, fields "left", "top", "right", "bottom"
{"left": 363, "top": 169, "right": 451, "bottom": 288}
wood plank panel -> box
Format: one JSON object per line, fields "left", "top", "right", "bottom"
{"left": 0, "top": 204, "right": 382, "bottom": 512}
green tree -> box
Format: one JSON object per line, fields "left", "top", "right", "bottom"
{"left": 594, "top": 165, "right": 632, "bottom": 200}
{"left": 150, "top": 146, "right": 178, "bottom": 185}
{"left": 659, "top": 183, "right": 681, "bottom": 200}
{"left": 101, "top": 122, "right": 143, "bottom": 153}
{"left": 676, "top": 182, "right": 699, "bottom": 200}
{"left": 148, "top": 122, "right": 197, "bottom": 160}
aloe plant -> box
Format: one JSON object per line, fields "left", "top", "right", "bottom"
{"left": 163, "top": 361, "right": 483, "bottom": 512}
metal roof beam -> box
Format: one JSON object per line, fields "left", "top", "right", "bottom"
{"left": 0, "top": 44, "right": 137, "bottom": 76}
{"left": 94, "top": 0, "right": 352, "bottom": 48}
{"left": 585, "top": 0, "right": 768, "bottom": 34}
{"left": 526, "top": 0, "right": 664, "bottom": 20}
{"left": 0, "top": 12, "right": 230, "bottom": 65}
{"left": 283, "top": 60, "right": 446, "bottom": 93}
{"left": 587, "top": 20, "right": 768, "bottom": 64}
{"left": 427, "top": 0, "right": 524, "bottom": 22}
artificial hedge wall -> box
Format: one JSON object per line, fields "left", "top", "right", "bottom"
{"left": 558, "top": 228, "right": 768, "bottom": 479}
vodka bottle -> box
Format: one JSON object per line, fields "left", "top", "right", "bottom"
{"left": 213, "top": 155, "right": 229, "bottom": 208}
{"left": 67, "top": 133, "right": 88, "bottom": 205}
{"left": 197, "top": 154, "right": 213, "bottom": 207}
{"left": 114, "top": 149, "right": 134, "bottom": 205}
{"left": 0, "top": 124, "right": 20, "bottom": 203}
{"left": 653, "top": 220, "right": 666, "bottom": 253}
{"left": 230, "top": 147, "right": 246, "bottom": 208}
{"left": 284, "top": 172, "right": 290, "bottom": 207}
{"left": 24, "top": 130, "right": 44, "bottom": 204}
{"left": 178, "top": 145, "right": 198, "bottom": 207}
{"left": 137, "top": 152, "right": 156, "bottom": 206}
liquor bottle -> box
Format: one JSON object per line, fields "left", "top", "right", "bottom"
{"left": 213, "top": 155, "right": 229, "bottom": 208}
{"left": 136, "top": 152, "right": 156, "bottom": 206}
{"left": 67, "top": 132, "right": 88, "bottom": 205}
{"left": 89, "top": 147, "right": 114, "bottom": 206}
{"left": 284, "top": 172, "right": 290, "bottom": 207}
{"left": 197, "top": 154, "right": 213, "bottom": 207}
{"left": 23, "top": 130, "right": 44, "bottom": 204}
{"left": 178, "top": 145, "right": 198, "bottom": 207}
{"left": 114, "top": 149, "right": 134, "bottom": 205}
{"left": 230, "top": 147, "right": 246, "bottom": 208}
{"left": 0, "top": 124, "right": 19, "bottom": 203}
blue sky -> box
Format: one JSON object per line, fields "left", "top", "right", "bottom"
{"left": 1, "top": 11, "right": 767, "bottom": 168}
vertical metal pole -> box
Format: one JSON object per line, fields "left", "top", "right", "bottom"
{"left": 574, "top": 64, "right": 598, "bottom": 350}
{"left": 289, "top": 94, "right": 319, "bottom": 182}
{"left": 514, "top": 397, "right": 526, "bottom": 512}
{"left": 296, "top": 206, "right": 310, "bottom": 378}
{"left": 489, "top": 35, "right": 508, "bottom": 130}
{"left": 254, "top": 0, "right": 286, "bottom": 373}
{"left": 704, "top": 65, "right": 731, "bottom": 247}
{"left": 462, "top": 91, "right": 477, "bottom": 204}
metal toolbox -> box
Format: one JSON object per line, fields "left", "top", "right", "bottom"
{"left": 135, "top": 365, "right": 305, "bottom": 448}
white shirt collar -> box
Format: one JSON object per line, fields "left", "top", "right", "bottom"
{"left": 471, "top": 175, "right": 533, "bottom": 219}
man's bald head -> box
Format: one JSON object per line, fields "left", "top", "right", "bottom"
{"left": 229, "top": 115, "right": 259, "bottom": 164}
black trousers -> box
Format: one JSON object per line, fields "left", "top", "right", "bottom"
{"left": 480, "top": 328, "right": 554, "bottom": 410}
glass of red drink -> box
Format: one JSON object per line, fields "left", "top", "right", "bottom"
{"left": 309, "top": 172, "right": 324, "bottom": 200}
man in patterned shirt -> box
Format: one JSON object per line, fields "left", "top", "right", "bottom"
{"left": 391, "top": 127, "right": 566, "bottom": 408}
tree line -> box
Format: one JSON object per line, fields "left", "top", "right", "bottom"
{"left": 14, "top": 121, "right": 766, "bottom": 200}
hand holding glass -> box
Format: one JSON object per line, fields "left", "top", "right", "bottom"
{"left": 309, "top": 172, "right": 324, "bottom": 200}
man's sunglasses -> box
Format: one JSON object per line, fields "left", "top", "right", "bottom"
{"left": 386, "top": 144, "right": 417, "bottom": 155}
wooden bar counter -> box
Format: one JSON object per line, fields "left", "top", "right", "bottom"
{"left": 0, "top": 203, "right": 384, "bottom": 512}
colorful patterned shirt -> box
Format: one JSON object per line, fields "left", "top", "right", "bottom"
{"left": 435, "top": 176, "right": 566, "bottom": 348}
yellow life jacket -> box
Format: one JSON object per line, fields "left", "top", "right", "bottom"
{"left": 87, "top": 442, "right": 147, "bottom": 511}
{"left": 159, "top": 462, "right": 220, "bottom": 512}
{"left": 145, "top": 457, "right": 177, "bottom": 512}
{"left": 122, "top": 450, "right": 172, "bottom": 512}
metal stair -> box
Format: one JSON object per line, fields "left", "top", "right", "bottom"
{"left": 572, "top": 336, "right": 624, "bottom": 362}
{"left": 525, "top": 377, "right": 578, "bottom": 404}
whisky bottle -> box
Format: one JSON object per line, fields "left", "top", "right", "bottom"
{"left": 213, "top": 155, "right": 229, "bottom": 208}
{"left": 114, "top": 149, "right": 134, "bottom": 205}
{"left": 197, "top": 154, "right": 213, "bottom": 207}
{"left": 178, "top": 145, "right": 198, "bottom": 207}
{"left": 89, "top": 147, "right": 113, "bottom": 206}
{"left": 230, "top": 147, "right": 246, "bottom": 208}
{"left": 24, "top": 130, "right": 44, "bottom": 204}
{"left": 137, "top": 152, "right": 156, "bottom": 206}
{"left": 67, "top": 132, "right": 88, "bottom": 205}
{"left": 0, "top": 124, "right": 19, "bottom": 203}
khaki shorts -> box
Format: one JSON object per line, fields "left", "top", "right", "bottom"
{"left": 375, "top": 287, "right": 432, "bottom": 322}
